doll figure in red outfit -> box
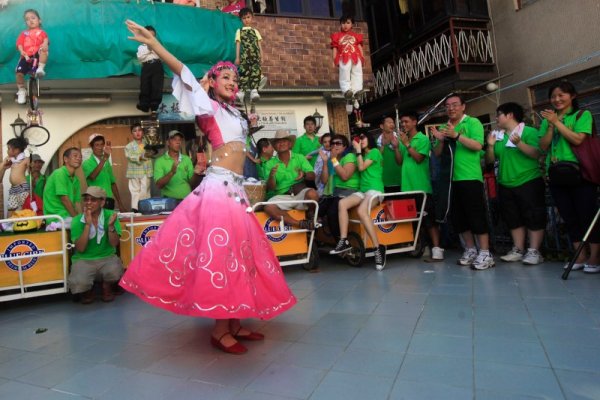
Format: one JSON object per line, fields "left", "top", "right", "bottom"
{"left": 330, "top": 15, "right": 364, "bottom": 101}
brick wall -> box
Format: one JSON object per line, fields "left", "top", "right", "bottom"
{"left": 197, "top": 1, "right": 372, "bottom": 89}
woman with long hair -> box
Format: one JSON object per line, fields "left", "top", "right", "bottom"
{"left": 119, "top": 21, "right": 296, "bottom": 355}
{"left": 539, "top": 80, "right": 599, "bottom": 273}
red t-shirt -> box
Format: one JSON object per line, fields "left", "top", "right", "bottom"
{"left": 330, "top": 30, "right": 364, "bottom": 65}
{"left": 221, "top": 0, "right": 245, "bottom": 16}
{"left": 16, "top": 28, "right": 48, "bottom": 57}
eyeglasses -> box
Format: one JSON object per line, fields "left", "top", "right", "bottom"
{"left": 331, "top": 141, "right": 344, "bottom": 146}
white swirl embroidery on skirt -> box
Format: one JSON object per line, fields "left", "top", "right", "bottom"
{"left": 260, "top": 236, "right": 277, "bottom": 274}
{"left": 158, "top": 228, "right": 196, "bottom": 287}
{"left": 194, "top": 227, "right": 233, "bottom": 289}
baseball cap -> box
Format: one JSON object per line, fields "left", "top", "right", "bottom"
{"left": 83, "top": 186, "right": 107, "bottom": 199}
{"left": 88, "top": 133, "right": 105, "bottom": 145}
{"left": 31, "top": 154, "right": 45, "bottom": 163}
{"left": 168, "top": 130, "right": 184, "bottom": 139}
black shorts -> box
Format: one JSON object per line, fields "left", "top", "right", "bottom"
{"left": 499, "top": 178, "right": 546, "bottom": 231}
{"left": 15, "top": 54, "right": 39, "bottom": 75}
{"left": 408, "top": 192, "right": 436, "bottom": 229}
{"left": 450, "top": 180, "right": 489, "bottom": 235}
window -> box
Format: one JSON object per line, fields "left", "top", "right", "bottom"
{"left": 262, "top": 0, "right": 363, "bottom": 19}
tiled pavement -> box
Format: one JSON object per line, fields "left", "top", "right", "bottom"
{"left": 1, "top": 251, "right": 599, "bottom": 399}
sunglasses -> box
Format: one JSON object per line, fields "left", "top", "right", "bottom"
{"left": 331, "top": 141, "right": 344, "bottom": 146}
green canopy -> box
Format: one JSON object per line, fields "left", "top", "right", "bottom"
{"left": 0, "top": 0, "right": 241, "bottom": 84}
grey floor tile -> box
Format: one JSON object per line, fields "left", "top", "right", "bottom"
{"left": 259, "top": 321, "right": 311, "bottom": 342}
{"left": 536, "top": 324, "right": 600, "bottom": 345}
{"left": 474, "top": 361, "right": 564, "bottom": 399}
{"left": 349, "top": 326, "right": 413, "bottom": 353}
{"left": 544, "top": 341, "right": 600, "bottom": 373}
{"left": 191, "top": 356, "right": 270, "bottom": 388}
{"left": 0, "top": 351, "right": 59, "bottom": 379}
{"left": 328, "top": 299, "right": 379, "bottom": 314}
{"left": 415, "top": 315, "right": 472, "bottom": 337}
{"left": 310, "top": 370, "right": 394, "bottom": 400}
{"left": 246, "top": 363, "right": 326, "bottom": 398}
{"left": 475, "top": 389, "right": 550, "bottom": 399}
{"left": 389, "top": 380, "right": 473, "bottom": 400}
{"left": 15, "top": 357, "right": 95, "bottom": 388}
{"left": 332, "top": 348, "right": 403, "bottom": 378}
{"left": 297, "top": 324, "right": 359, "bottom": 347}
{"left": 144, "top": 349, "right": 218, "bottom": 379}
{"left": 555, "top": 368, "right": 600, "bottom": 400}
{"left": 0, "top": 380, "right": 87, "bottom": 399}
{"left": 53, "top": 363, "right": 137, "bottom": 398}
{"left": 474, "top": 336, "right": 550, "bottom": 367}
{"left": 275, "top": 342, "right": 344, "bottom": 370}
{"left": 407, "top": 332, "right": 473, "bottom": 359}
{"left": 233, "top": 390, "right": 299, "bottom": 400}
{"left": 474, "top": 320, "right": 539, "bottom": 342}
{"left": 97, "top": 371, "right": 184, "bottom": 400}
{"left": 397, "top": 354, "right": 473, "bottom": 388}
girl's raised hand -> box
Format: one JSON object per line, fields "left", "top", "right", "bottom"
{"left": 125, "top": 20, "right": 156, "bottom": 45}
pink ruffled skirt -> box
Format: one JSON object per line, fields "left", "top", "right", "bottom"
{"left": 120, "top": 166, "right": 296, "bottom": 320}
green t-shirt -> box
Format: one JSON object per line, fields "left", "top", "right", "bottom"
{"left": 539, "top": 109, "right": 593, "bottom": 168}
{"left": 441, "top": 115, "right": 484, "bottom": 182}
{"left": 400, "top": 132, "right": 432, "bottom": 193}
{"left": 43, "top": 166, "right": 81, "bottom": 222}
{"left": 257, "top": 156, "right": 276, "bottom": 198}
{"left": 359, "top": 149, "right": 384, "bottom": 192}
{"left": 493, "top": 125, "right": 542, "bottom": 188}
{"left": 71, "top": 209, "right": 122, "bottom": 261}
{"left": 82, "top": 156, "right": 116, "bottom": 198}
{"left": 26, "top": 174, "right": 46, "bottom": 198}
{"left": 380, "top": 142, "right": 402, "bottom": 188}
{"left": 270, "top": 152, "right": 314, "bottom": 196}
{"left": 334, "top": 152, "right": 360, "bottom": 190}
{"left": 154, "top": 153, "right": 194, "bottom": 200}
{"left": 292, "top": 134, "right": 321, "bottom": 168}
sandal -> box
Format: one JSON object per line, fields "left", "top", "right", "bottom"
{"left": 210, "top": 332, "right": 247, "bottom": 354}
{"left": 233, "top": 327, "right": 265, "bottom": 341}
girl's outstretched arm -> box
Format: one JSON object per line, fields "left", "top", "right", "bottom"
{"left": 126, "top": 20, "right": 183, "bottom": 77}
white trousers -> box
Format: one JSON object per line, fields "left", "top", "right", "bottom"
{"left": 338, "top": 60, "right": 363, "bottom": 95}
{"left": 128, "top": 176, "right": 151, "bottom": 210}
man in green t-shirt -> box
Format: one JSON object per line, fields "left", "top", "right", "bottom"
{"left": 43, "top": 147, "right": 83, "bottom": 227}
{"left": 292, "top": 116, "right": 321, "bottom": 168}
{"left": 27, "top": 154, "right": 46, "bottom": 199}
{"left": 397, "top": 111, "right": 443, "bottom": 261}
{"left": 485, "top": 102, "right": 545, "bottom": 266}
{"left": 432, "top": 94, "right": 493, "bottom": 270}
{"left": 264, "top": 130, "right": 319, "bottom": 230}
{"left": 83, "top": 134, "right": 125, "bottom": 211}
{"left": 67, "top": 186, "right": 124, "bottom": 304}
{"left": 377, "top": 115, "right": 402, "bottom": 193}
{"left": 154, "top": 130, "right": 194, "bottom": 201}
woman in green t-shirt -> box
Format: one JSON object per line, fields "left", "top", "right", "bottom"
{"left": 319, "top": 134, "right": 359, "bottom": 238}
{"left": 330, "top": 133, "right": 387, "bottom": 270}
{"left": 538, "top": 81, "right": 599, "bottom": 273}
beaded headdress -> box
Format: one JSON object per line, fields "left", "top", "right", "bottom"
{"left": 208, "top": 61, "right": 238, "bottom": 78}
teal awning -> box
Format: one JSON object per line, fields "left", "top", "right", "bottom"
{"left": 0, "top": 0, "right": 241, "bottom": 84}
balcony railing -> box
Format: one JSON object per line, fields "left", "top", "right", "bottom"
{"left": 372, "top": 18, "right": 494, "bottom": 99}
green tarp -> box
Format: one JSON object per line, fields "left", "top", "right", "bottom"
{"left": 0, "top": 0, "right": 241, "bottom": 84}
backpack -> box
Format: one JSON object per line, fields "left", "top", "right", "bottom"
{"left": 572, "top": 110, "right": 600, "bottom": 185}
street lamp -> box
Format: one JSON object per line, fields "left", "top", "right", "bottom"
{"left": 10, "top": 114, "right": 27, "bottom": 137}
{"left": 312, "top": 108, "right": 324, "bottom": 132}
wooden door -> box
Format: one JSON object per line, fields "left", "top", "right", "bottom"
{"left": 57, "top": 124, "right": 132, "bottom": 212}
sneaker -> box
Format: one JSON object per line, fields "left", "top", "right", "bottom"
{"left": 583, "top": 264, "right": 600, "bottom": 274}
{"left": 16, "top": 88, "right": 26, "bottom": 104}
{"left": 522, "top": 248, "right": 544, "bottom": 265}
{"left": 472, "top": 251, "right": 495, "bottom": 270}
{"left": 250, "top": 89, "right": 260, "bottom": 101}
{"left": 236, "top": 90, "right": 245, "bottom": 103}
{"left": 353, "top": 98, "right": 360, "bottom": 109}
{"left": 563, "top": 262, "right": 585, "bottom": 271}
{"left": 374, "top": 244, "right": 387, "bottom": 271}
{"left": 35, "top": 67, "right": 45, "bottom": 78}
{"left": 330, "top": 238, "right": 351, "bottom": 255}
{"left": 500, "top": 246, "right": 524, "bottom": 262}
{"left": 458, "top": 247, "right": 477, "bottom": 266}
{"left": 431, "top": 246, "right": 445, "bottom": 260}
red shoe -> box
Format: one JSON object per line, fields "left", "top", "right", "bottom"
{"left": 233, "top": 328, "right": 265, "bottom": 341}
{"left": 210, "top": 333, "right": 247, "bottom": 355}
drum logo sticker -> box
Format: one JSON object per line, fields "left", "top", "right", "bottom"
{"left": 263, "top": 217, "right": 292, "bottom": 242}
{"left": 1, "top": 239, "right": 44, "bottom": 272}
{"left": 374, "top": 209, "right": 397, "bottom": 233}
{"left": 135, "top": 225, "right": 160, "bottom": 247}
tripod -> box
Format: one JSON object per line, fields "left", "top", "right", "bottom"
{"left": 562, "top": 207, "right": 600, "bottom": 280}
